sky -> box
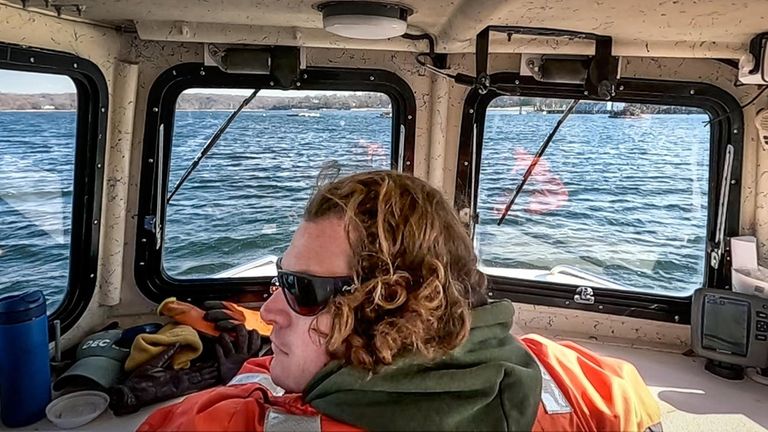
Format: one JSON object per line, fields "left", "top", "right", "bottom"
{"left": 0, "top": 70, "right": 353, "bottom": 97}
{"left": 0, "top": 70, "right": 76, "bottom": 93}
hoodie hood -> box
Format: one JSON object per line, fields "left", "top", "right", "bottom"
{"left": 304, "top": 300, "right": 542, "bottom": 431}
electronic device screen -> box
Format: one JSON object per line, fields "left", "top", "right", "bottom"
{"left": 692, "top": 288, "right": 768, "bottom": 369}
{"left": 702, "top": 296, "right": 750, "bottom": 356}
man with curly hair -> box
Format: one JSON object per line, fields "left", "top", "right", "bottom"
{"left": 139, "top": 170, "right": 544, "bottom": 431}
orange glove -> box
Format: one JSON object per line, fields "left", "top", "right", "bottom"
{"left": 157, "top": 298, "right": 220, "bottom": 337}
{"left": 202, "top": 301, "right": 272, "bottom": 336}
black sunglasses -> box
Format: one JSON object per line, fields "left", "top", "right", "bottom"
{"left": 272, "top": 257, "right": 355, "bottom": 316}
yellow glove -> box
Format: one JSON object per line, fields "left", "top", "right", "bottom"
{"left": 124, "top": 323, "right": 203, "bottom": 372}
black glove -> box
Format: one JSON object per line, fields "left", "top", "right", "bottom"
{"left": 202, "top": 300, "right": 247, "bottom": 331}
{"left": 108, "top": 343, "right": 220, "bottom": 416}
{"left": 215, "top": 324, "right": 262, "bottom": 383}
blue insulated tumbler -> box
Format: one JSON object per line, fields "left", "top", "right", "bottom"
{"left": 0, "top": 290, "right": 51, "bottom": 427}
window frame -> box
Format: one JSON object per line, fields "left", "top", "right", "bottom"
{"left": 136, "top": 62, "right": 417, "bottom": 304}
{"left": 0, "top": 43, "right": 108, "bottom": 335}
{"left": 455, "top": 71, "right": 743, "bottom": 324}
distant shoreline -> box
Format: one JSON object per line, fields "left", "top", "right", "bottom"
{"left": 175, "top": 108, "right": 390, "bottom": 112}
{"left": 0, "top": 108, "right": 704, "bottom": 114}
{"left": 0, "top": 92, "right": 392, "bottom": 111}
{"left": 0, "top": 109, "right": 77, "bottom": 112}
{"left": 0, "top": 108, "right": 392, "bottom": 112}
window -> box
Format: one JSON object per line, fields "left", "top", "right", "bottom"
{"left": 456, "top": 77, "right": 742, "bottom": 323}
{"left": 476, "top": 98, "right": 710, "bottom": 297}
{"left": 0, "top": 70, "right": 77, "bottom": 310}
{"left": 136, "top": 64, "right": 415, "bottom": 301}
{"left": 0, "top": 43, "right": 106, "bottom": 332}
{"left": 164, "top": 89, "right": 393, "bottom": 279}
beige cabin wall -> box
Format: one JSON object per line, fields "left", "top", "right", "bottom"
{"left": 404, "top": 52, "right": 522, "bottom": 201}
{"left": 744, "top": 100, "right": 768, "bottom": 265}
{"left": 116, "top": 40, "right": 207, "bottom": 318}
{"left": 0, "top": 3, "right": 119, "bottom": 61}
{"left": 11, "top": 0, "right": 761, "bottom": 59}
{"left": 512, "top": 303, "right": 690, "bottom": 350}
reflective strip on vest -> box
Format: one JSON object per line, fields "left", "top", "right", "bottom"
{"left": 535, "top": 357, "right": 573, "bottom": 414}
{"left": 227, "top": 373, "right": 286, "bottom": 396}
{"left": 264, "top": 407, "right": 321, "bottom": 432}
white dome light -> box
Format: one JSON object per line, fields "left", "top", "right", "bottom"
{"left": 317, "top": 2, "right": 413, "bottom": 40}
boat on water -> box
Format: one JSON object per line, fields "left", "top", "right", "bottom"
{"left": 533, "top": 105, "right": 567, "bottom": 114}
{"left": 609, "top": 106, "right": 646, "bottom": 118}
{"left": 1, "top": 0, "right": 768, "bottom": 430}
{"left": 287, "top": 112, "right": 321, "bottom": 117}
{"left": 608, "top": 111, "right": 646, "bottom": 118}
{"left": 608, "top": 112, "right": 645, "bottom": 118}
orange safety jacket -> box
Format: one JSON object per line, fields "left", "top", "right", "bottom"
{"left": 138, "top": 356, "right": 356, "bottom": 432}
{"left": 139, "top": 335, "right": 662, "bottom": 432}
{"left": 521, "top": 334, "right": 662, "bottom": 432}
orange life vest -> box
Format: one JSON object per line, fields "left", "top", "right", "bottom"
{"left": 521, "top": 334, "right": 662, "bottom": 432}
{"left": 137, "top": 356, "right": 356, "bottom": 432}
{"left": 139, "top": 335, "right": 661, "bottom": 432}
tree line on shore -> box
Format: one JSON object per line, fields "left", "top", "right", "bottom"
{"left": 0, "top": 92, "right": 702, "bottom": 114}
{"left": 0, "top": 92, "right": 391, "bottom": 111}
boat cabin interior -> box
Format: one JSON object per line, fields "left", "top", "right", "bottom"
{"left": 2, "top": 0, "right": 768, "bottom": 430}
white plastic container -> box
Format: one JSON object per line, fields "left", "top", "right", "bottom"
{"left": 732, "top": 267, "right": 768, "bottom": 299}
{"left": 731, "top": 236, "right": 759, "bottom": 269}
{"left": 45, "top": 390, "right": 108, "bottom": 429}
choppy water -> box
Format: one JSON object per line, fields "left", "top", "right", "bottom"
{"left": 0, "top": 112, "right": 75, "bottom": 309}
{"left": 477, "top": 111, "right": 710, "bottom": 296}
{"left": 164, "top": 110, "right": 393, "bottom": 277}
{"left": 0, "top": 109, "right": 710, "bottom": 310}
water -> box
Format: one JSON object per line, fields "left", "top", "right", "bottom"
{"left": 164, "top": 110, "right": 393, "bottom": 276}
{"left": 477, "top": 111, "right": 710, "bottom": 295}
{"left": 0, "top": 112, "right": 75, "bottom": 310}
{"left": 0, "top": 109, "right": 711, "bottom": 309}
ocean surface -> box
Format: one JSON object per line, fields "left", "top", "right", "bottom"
{"left": 0, "top": 109, "right": 710, "bottom": 309}
{"left": 476, "top": 111, "right": 710, "bottom": 296}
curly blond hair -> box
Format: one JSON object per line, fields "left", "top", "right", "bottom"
{"left": 304, "top": 170, "right": 487, "bottom": 371}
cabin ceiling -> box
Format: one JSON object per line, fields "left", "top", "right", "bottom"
{"left": 12, "top": 0, "right": 768, "bottom": 57}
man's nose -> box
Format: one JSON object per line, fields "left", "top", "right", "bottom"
{"left": 259, "top": 287, "right": 290, "bottom": 326}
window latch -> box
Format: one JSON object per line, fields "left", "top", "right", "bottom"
{"left": 574, "top": 286, "right": 595, "bottom": 305}
{"left": 143, "top": 215, "right": 163, "bottom": 250}
{"left": 143, "top": 215, "right": 156, "bottom": 234}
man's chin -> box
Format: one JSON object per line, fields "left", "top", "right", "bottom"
{"left": 269, "top": 360, "right": 292, "bottom": 391}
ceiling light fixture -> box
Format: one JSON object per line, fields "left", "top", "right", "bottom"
{"left": 316, "top": 1, "right": 413, "bottom": 40}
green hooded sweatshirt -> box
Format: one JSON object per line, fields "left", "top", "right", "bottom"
{"left": 303, "top": 300, "right": 542, "bottom": 431}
